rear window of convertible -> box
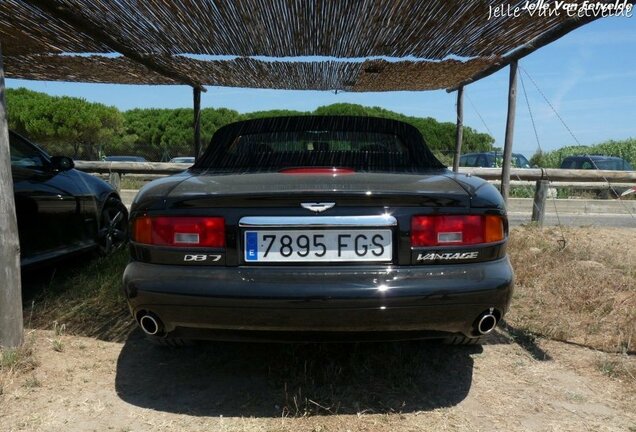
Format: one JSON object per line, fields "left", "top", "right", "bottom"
{"left": 204, "top": 130, "right": 422, "bottom": 172}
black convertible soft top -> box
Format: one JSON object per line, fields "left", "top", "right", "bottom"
{"left": 194, "top": 115, "right": 446, "bottom": 172}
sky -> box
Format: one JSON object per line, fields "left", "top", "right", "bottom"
{"left": 6, "top": 16, "right": 636, "bottom": 158}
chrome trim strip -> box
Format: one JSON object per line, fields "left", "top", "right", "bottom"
{"left": 239, "top": 215, "right": 397, "bottom": 228}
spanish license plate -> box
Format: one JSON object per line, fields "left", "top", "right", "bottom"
{"left": 244, "top": 229, "right": 392, "bottom": 262}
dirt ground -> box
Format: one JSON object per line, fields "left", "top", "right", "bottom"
{"left": 1, "top": 328, "right": 634, "bottom": 432}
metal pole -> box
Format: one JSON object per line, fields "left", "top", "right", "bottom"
{"left": 452, "top": 86, "right": 464, "bottom": 172}
{"left": 193, "top": 87, "right": 201, "bottom": 160}
{"left": 501, "top": 60, "right": 518, "bottom": 203}
{"left": 0, "top": 42, "right": 24, "bottom": 348}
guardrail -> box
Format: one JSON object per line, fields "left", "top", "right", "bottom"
{"left": 74, "top": 161, "right": 190, "bottom": 175}
{"left": 73, "top": 161, "right": 636, "bottom": 181}
{"left": 74, "top": 161, "right": 635, "bottom": 226}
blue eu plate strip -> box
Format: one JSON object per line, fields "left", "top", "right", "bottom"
{"left": 245, "top": 232, "right": 258, "bottom": 261}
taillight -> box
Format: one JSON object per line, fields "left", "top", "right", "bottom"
{"left": 132, "top": 216, "right": 225, "bottom": 247}
{"left": 411, "top": 215, "right": 504, "bottom": 247}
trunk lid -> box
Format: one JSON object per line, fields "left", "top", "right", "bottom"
{"left": 164, "top": 171, "right": 470, "bottom": 208}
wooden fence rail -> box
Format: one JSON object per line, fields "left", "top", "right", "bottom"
{"left": 74, "top": 161, "right": 636, "bottom": 227}
{"left": 457, "top": 167, "right": 636, "bottom": 182}
{"left": 73, "top": 161, "right": 636, "bottom": 182}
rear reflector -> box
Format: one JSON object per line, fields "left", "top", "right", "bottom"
{"left": 411, "top": 215, "right": 504, "bottom": 247}
{"left": 279, "top": 167, "right": 355, "bottom": 175}
{"left": 133, "top": 216, "right": 225, "bottom": 247}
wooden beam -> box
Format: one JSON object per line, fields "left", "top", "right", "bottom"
{"left": 193, "top": 87, "right": 201, "bottom": 160}
{"left": 73, "top": 161, "right": 636, "bottom": 182}
{"left": 501, "top": 61, "right": 518, "bottom": 202}
{"left": 0, "top": 43, "right": 24, "bottom": 348}
{"left": 452, "top": 86, "right": 464, "bottom": 172}
{"left": 108, "top": 172, "right": 121, "bottom": 193}
{"left": 458, "top": 167, "right": 636, "bottom": 183}
{"left": 531, "top": 180, "right": 549, "bottom": 226}
{"left": 74, "top": 160, "right": 191, "bottom": 174}
{"left": 447, "top": 15, "right": 600, "bottom": 93}
{"left": 25, "top": 0, "right": 206, "bottom": 92}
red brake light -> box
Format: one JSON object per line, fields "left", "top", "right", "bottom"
{"left": 132, "top": 216, "right": 225, "bottom": 247}
{"left": 411, "top": 215, "right": 504, "bottom": 247}
{"left": 279, "top": 167, "right": 355, "bottom": 175}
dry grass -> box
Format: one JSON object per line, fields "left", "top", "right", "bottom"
{"left": 0, "top": 333, "right": 39, "bottom": 397}
{"left": 507, "top": 226, "right": 635, "bottom": 354}
{"left": 25, "top": 249, "right": 134, "bottom": 342}
{"left": 596, "top": 355, "right": 636, "bottom": 381}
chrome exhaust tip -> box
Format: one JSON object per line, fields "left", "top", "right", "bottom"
{"left": 139, "top": 313, "right": 162, "bottom": 336}
{"left": 476, "top": 309, "right": 498, "bottom": 335}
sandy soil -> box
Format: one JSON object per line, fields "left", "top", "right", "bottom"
{"left": 1, "top": 329, "right": 634, "bottom": 432}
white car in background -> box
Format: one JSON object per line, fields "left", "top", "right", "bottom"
{"left": 169, "top": 157, "right": 195, "bottom": 165}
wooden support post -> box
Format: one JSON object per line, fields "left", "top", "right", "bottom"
{"left": 452, "top": 86, "right": 464, "bottom": 172}
{"left": 109, "top": 172, "right": 121, "bottom": 193}
{"left": 0, "top": 43, "right": 24, "bottom": 348}
{"left": 531, "top": 180, "right": 549, "bottom": 226}
{"left": 193, "top": 87, "right": 201, "bottom": 161}
{"left": 501, "top": 60, "right": 518, "bottom": 203}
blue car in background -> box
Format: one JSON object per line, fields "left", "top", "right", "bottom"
{"left": 559, "top": 155, "right": 632, "bottom": 171}
{"left": 459, "top": 152, "right": 531, "bottom": 169}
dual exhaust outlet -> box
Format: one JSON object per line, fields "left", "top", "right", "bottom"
{"left": 138, "top": 312, "right": 163, "bottom": 336}
{"left": 138, "top": 309, "right": 499, "bottom": 337}
{"left": 476, "top": 308, "right": 498, "bottom": 335}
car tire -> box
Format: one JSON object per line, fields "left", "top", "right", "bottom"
{"left": 98, "top": 196, "right": 129, "bottom": 256}
{"left": 146, "top": 336, "right": 195, "bottom": 347}
{"left": 443, "top": 335, "right": 483, "bottom": 345}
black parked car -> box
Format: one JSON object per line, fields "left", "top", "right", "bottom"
{"left": 169, "top": 157, "right": 195, "bottom": 164}
{"left": 459, "top": 152, "right": 531, "bottom": 168}
{"left": 10, "top": 131, "right": 128, "bottom": 267}
{"left": 559, "top": 155, "right": 633, "bottom": 171}
{"left": 124, "top": 116, "right": 514, "bottom": 345}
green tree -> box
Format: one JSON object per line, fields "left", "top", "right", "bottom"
{"left": 122, "top": 107, "right": 242, "bottom": 160}
{"left": 7, "top": 89, "right": 496, "bottom": 162}
{"left": 535, "top": 140, "right": 635, "bottom": 168}
{"left": 312, "top": 103, "right": 495, "bottom": 156}
{"left": 241, "top": 109, "right": 307, "bottom": 120}
{"left": 529, "top": 149, "right": 545, "bottom": 168}
{"left": 6, "top": 88, "right": 123, "bottom": 159}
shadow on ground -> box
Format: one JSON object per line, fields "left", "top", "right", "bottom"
{"left": 20, "top": 251, "right": 135, "bottom": 342}
{"left": 115, "top": 329, "right": 483, "bottom": 417}
{"left": 20, "top": 255, "right": 95, "bottom": 302}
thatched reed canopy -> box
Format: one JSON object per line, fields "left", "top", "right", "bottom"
{"left": 4, "top": 54, "right": 502, "bottom": 91}
{"left": 0, "top": 0, "right": 595, "bottom": 91}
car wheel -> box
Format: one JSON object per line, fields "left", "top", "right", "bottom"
{"left": 98, "top": 197, "right": 128, "bottom": 256}
{"left": 443, "top": 335, "right": 483, "bottom": 345}
{"left": 146, "top": 336, "right": 194, "bottom": 347}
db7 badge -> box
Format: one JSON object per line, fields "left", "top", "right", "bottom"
{"left": 183, "top": 254, "right": 222, "bottom": 262}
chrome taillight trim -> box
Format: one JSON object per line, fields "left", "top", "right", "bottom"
{"left": 238, "top": 215, "right": 397, "bottom": 228}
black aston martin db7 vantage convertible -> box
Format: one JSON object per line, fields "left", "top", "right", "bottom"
{"left": 123, "top": 116, "right": 514, "bottom": 345}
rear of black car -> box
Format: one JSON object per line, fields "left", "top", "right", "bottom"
{"left": 123, "top": 116, "right": 514, "bottom": 344}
